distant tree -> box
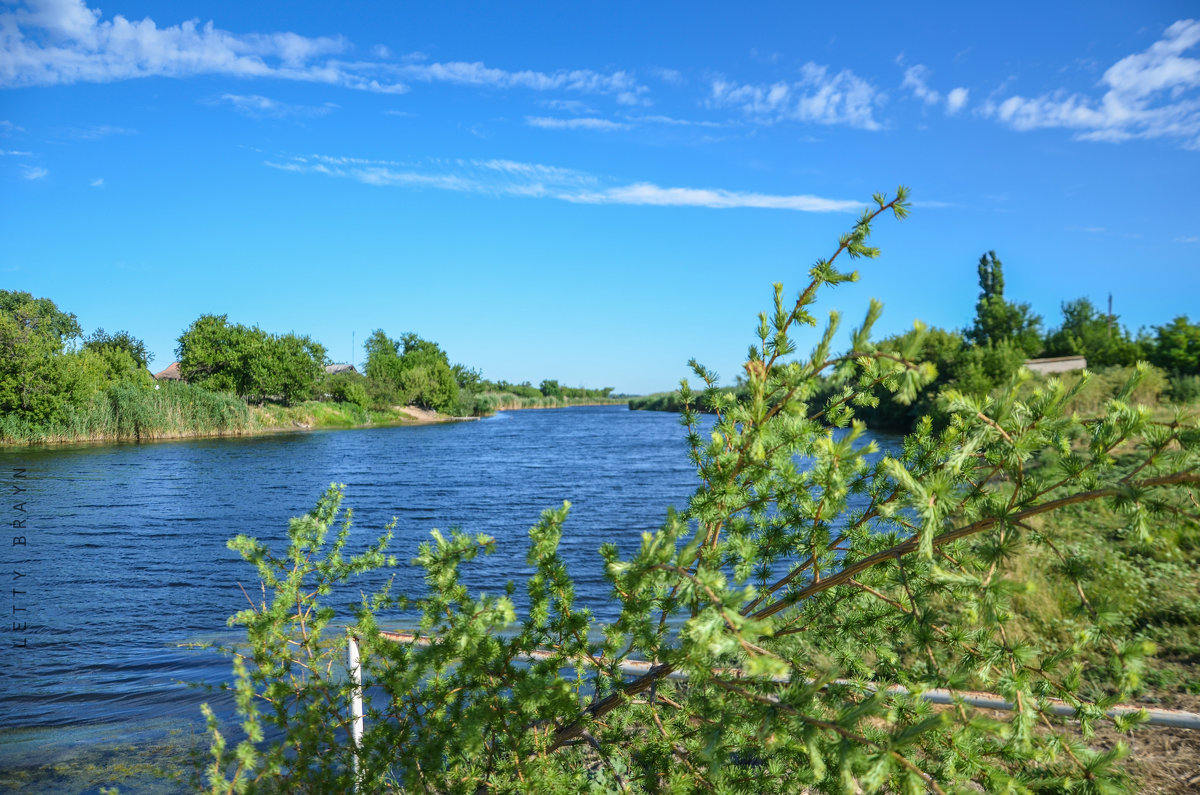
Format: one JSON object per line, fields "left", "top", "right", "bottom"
{"left": 965, "top": 251, "right": 1043, "bottom": 356}
{"left": 363, "top": 330, "right": 404, "bottom": 386}
{"left": 452, "top": 363, "right": 483, "bottom": 392}
{"left": 178, "top": 316, "right": 325, "bottom": 404}
{"left": 539, "top": 379, "right": 564, "bottom": 399}
{"left": 271, "top": 334, "right": 327, "bottom": 405}
{"left": 1043, "top": 297, "right": 1139, "bottom": 367}
{"left": 0, "top": 291, "right": 88, "bottom": 423}
{"left": 364, "top": 330, "right": 459, "bottom": 412}
{"left": 85, "top": 328, "right": 152, "bottom": 370}
{"left": 177, "top": 315, "right": 248, "bottom": 393}
{"left": 1147, "top": 315, "right": 1200, "bottom": 375}
{"left": 0, "top": 290, "right": 81, "bottom": 342}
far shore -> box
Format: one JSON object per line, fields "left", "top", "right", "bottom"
{"left": 0, "top": 400, "right": 634, "bottom": 449}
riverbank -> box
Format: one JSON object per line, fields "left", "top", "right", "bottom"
{"left": 0, "top": 392, "right": 634, "bottom": 447}
{"left": 0, "top": 385, "right": 472, "bottom": 447}
{"left": 472, "top": 391, "right": 627, "bottom": 412}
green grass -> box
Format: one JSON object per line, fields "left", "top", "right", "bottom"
{"left": 253, "top": 400, "right": 415, "bottom": 429}
{"left": 0, "top": 380, "right": 254, "bottom": 444}
{"left": 472, "top": 391, "right": 626, "bottom": 414}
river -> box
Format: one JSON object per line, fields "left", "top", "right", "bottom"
{"left": 0, "top": 406, "right": 893, "bottom": 793}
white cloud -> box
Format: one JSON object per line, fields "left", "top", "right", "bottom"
{"left": 525, "top": 116, "right": 630, "bottom": 131}
{"left": 903, "top": 65, "right": 969, "bottom": 115}
{"left": 709, "top": 63, "right": 882, "bottom": 130}
{"left": 946, "top": 87, "right": 969, "bottom": 114}
{"left": 540, "top": 98, "right": 596, "bottom": 114}
{"left": 266, "top": 152, "right": 861, "bottom": 213}
{"left": 1176, "top": 235, "right": 1200, "bottom": 243}
{"left": 89, "top": 176, "right": 102, "bottom": 186}
{"left": 20, "top": 164, "right": 47, "bottom": 179}
{"left": 0, "top": 0, "right": 382, "bottom": 90}
{"left": 216, "top": 93, "right": 335, "bottom": 118}
{"left": 65, "top": 124, "right": 135, "bottom": 139}
{"left": 565, "top": 183, "right": 860, "bottom": 212}
{"left": 0, "top": 120, "right": 26, "bottom": 133}
{"left": 1, "top": 149, "right": 31, "bottom": 155}
{"left": 651, "top": 67, "right": 685, "bottom": 85}
{"left": 981, "top": 19, "right": 1200, "bottom": 148}
{"left": 397, "top": 60, "right": 648, "bottom": 103}
{"left": 902, "top": 65, "right": 941, "bottom": 105}
{"left": 0, "top": 0, "right": 649, "bottom": 103}
{"left": 627, "top": 114, "right": 724, "bottom": 128}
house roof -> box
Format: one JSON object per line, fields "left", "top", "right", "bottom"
{"left": 154, "top": 361, "right": 183, "bottom": 380}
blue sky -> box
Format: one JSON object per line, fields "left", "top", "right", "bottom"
{"left": 2, "top": 1, "right": 1197, "bottom": 394}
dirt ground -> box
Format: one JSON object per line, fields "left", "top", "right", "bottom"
{"left": 1091, "top": 693, "right": 1200, "bottom": 794}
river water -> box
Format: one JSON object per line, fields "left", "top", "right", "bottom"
{"left": 0, "top": 406, "right": 892, "bottom": 792}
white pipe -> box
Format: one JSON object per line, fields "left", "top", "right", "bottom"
{"left": 348, "top": 633, "right": 364, "bottom": 790}
{"left": 372, "top": 630, "right": 1200, "bottom": 729}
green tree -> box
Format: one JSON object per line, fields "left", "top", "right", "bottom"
{"left": 0, "top": 291, "right": 86, "bottom": 423}
{"left": 1043, "top": 297, "right": 1139, "bottom": 367}
{"left": 364, "top": 329, "right": 460, "bottom": 412}
{"left": 177, "top": 314, "right": 248, "bottom": 394}
{"left": 539, "top": 378, "right": 564, "bottom": 399}
{"left": 202, "top": 192, "right": 1199, "bottom": 793}
{"left": 84, "top": 327, "right": 153, "bottom": 370}
{"left": 178, "top": 316, "right": 326, "bottom": 404}
{"left": 1147, "top": 315, "right": 1200, "bottom": 375}
{"left": 966, "top": 250, "right": 1043, "bottom": 356}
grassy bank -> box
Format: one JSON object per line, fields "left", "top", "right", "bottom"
{"left": 473, "top": 391, "right": 626, "bottom": 413}
{"left": 251, "top": 400, "right": 421, "bottom": 430}
{"left": 0, "top": 385, "right": 462, "bottom": 446}
{"left": 0, "top": 381, "right": 255, "bottom": 444}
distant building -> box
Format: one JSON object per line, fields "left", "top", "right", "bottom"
{"left": 325, "top": 363, "right": 358, "bottom": 375}
{"left": 154, "top": 361, "right": 183, "bottom": 381}
{"left": 1024, "top": 355, "right": 1087, "bottom": 375}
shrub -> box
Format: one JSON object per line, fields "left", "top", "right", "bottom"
{"left": 201, "top": 190, "right": 1199, "bottom": 793}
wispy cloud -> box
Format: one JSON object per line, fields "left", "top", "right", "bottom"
{"left": 0, "top": 120, "right": 25, "bottom": 133}
{"left": 709, "top": 63, "right": 883, "bottom": 130}
{"left": 901, "top": 65, "right": 969, "bottom": 115}
{"left": 65, "top": 124, "right": 136, "bottom": 139}
{"left": 651, "top": 67, "right": 685, "bottom": 86}
{"left": 1, "top": 149, "right": 31, "bottom": 155}
{"left": 89, "top": 177, "right": 103, "bottom": 186}
{"left": 20, "top": 164, "right": 47, "bottom": 179}
{"left": 540, "top": 98, "right": 596, "bottom": 114}
{"left": 0, "top": 0, "right": 649, "bottom": 103}
{"left": 215, "top": 93, "right": 336, "bottom": 119}
{"left": 265, "top": 152, "right": 862, "bottom": 213}
{"left": 525, "top": 116, "right": 630, "bottom": 131}
{"left": 981, "top": 19, "right": 1200, "bottom": 148}
{"left": 396, "top": 61, "right": 648, "bottom": 104}
{"left": 626, "top": 114, "right": 725, "bottom": 128}
{"left": 1176, "top": 235, "right": 1200, "bottom": 243}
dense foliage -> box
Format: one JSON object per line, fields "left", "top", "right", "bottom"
{"left": 178, "top": 315, "right": 328, "bottom": 406}
{"left": 0, "top": 290, "right": 164, "bottom": 436}
{"left": 200, "top": 192, "right": 1200, "bottom": 793}
{"left": 363, "top": 330, "right": 461, "bottom": 414}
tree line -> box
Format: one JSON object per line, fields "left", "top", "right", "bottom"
{"left": 0, "top": 291, "right": 615, "bottom": 439}
{"left": 839, "top": 250, "right": 1199, "bottom": 431}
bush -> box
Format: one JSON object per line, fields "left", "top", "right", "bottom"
{"left": 1168, "top": 373, "right": 1200, "bottom": 404}
{"left": 201, "top": 191, "right": 1200, "bottom": 793}
{"left": 327, "top": 372, "right": 370, "bottom": 411}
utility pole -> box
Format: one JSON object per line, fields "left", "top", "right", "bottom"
{"left": 1108, "top": 293, "right": 1114, "bottom": 338}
